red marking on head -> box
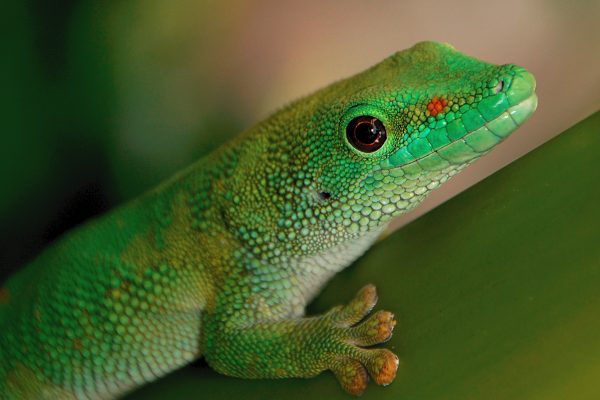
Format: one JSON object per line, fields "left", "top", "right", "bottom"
{"left": 426, "top": 96, "right": 447, "bottom": 117}
{"left": 0, "top": 287, "right": 10, "bottom": 304}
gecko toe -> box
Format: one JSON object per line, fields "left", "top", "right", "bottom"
{"left": 332, "top": 284, "right": 378, "bottom": 327}
{"left": 331, "top": 358, "right": 368, "bottom": 396}
{"left": 349, "top": 310, "right": 396, "bottom": 346}
{"left": 360, "top": 348, "right": 399, "bottom": 386}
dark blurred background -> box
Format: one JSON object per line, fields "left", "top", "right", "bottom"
{"left": 2, "top": 0, "right": 600, "bottom": 281}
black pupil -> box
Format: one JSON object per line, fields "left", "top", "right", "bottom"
{"left": 355, "top": 120, "right": 380, "bottom": 144}
{"left": 347, "top": 116, "right": 387, "bottom": 153}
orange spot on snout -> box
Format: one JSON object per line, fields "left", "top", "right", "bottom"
{"left": 0, "top": 287, "right": 10, "bottom": 304}
{"left": 426, "top": 96, "right": 448, "bottom": 117}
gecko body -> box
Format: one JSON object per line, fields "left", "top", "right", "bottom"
{"left": 0, "top": 42, "right": 537, "bottom": 398}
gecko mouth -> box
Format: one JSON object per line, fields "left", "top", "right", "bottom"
{"left": 355, "top": 68, "right": 537, "bottom": 218}
{"left": 392, "top": 93, "right": 537, "bottom": 173}
{"left": 381, "top": 69, "right": 537, "bottom": 173}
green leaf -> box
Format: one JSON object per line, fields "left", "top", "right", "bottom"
{"left": 128, "top": 111, "right": 600, "bottom": 399}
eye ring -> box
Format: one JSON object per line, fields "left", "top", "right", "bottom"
{"left": 346, "top": 116, "right": 387, "bottom": 153}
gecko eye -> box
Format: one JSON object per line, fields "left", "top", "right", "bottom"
{"left": 346, "top": 116, "right": 387, "bottom": 153}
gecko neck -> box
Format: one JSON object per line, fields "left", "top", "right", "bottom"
{"left": 287, "top": 226, "right": 387, "bottom": 314}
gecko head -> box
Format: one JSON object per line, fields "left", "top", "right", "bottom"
{"left": 312, "top": 41, "right": 539, "bottom": 234}
{"left": 225, "top": 42, "right": 536, "bottom": 256}
{"left": 296, "top": 41, "right": 537, "bottom": 240}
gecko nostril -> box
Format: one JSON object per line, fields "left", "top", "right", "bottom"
{"left": 494, "top": 80, "right": 504, "bottom": 94}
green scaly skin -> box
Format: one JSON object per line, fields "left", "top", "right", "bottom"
{"left": 0, "top": 42, "right": 537, "bottom": 398}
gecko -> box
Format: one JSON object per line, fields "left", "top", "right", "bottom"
{"left": 0, "top": 41, "right": 537, "bottom": 399}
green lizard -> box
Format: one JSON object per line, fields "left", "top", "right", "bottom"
{"left": 0, "top": 41, "right": 537, "bottom": 399}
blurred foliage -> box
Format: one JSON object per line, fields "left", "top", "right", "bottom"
{"left": 1, "top": 0, "right": 113, "bottom": 279}
{"left": 1, "top": 0, "right": 245, "bottom": 279}
{"left": 129, "top": 113, "right": 600, "bottom": 398}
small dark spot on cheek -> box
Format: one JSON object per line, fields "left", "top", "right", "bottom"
{"left": 317, "top": 191, "right": 331, "bottom": 201}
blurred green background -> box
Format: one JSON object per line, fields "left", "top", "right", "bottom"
{"left": 1, "top": 1, "right": 600, "bottom": 398}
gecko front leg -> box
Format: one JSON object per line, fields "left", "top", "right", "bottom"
{"left": 203, "top": 285, "right": 398, "bottom": 395}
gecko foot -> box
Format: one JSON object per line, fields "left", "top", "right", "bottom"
{"left": 325, "top": 284, "right": 398, "bottom": 395}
